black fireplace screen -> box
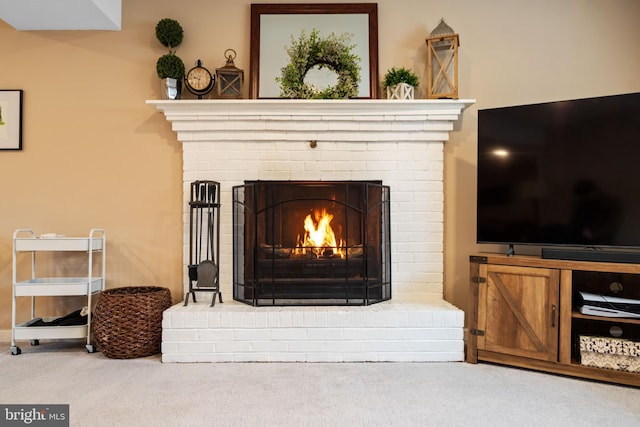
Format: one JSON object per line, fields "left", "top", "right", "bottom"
{"left": 233, "top": 181, "right": 391, "bottom": 306}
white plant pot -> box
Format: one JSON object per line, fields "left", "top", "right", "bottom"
{"left": 386, "top": 82, "right": 414, "bottom": 100}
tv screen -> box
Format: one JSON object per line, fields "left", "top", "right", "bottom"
{"left": 477, "top": 92, "right": 640, "bottom": 249}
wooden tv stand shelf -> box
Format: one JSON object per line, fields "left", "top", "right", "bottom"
{"left": 467, "top": 253, "right": 640, "bottom": 387}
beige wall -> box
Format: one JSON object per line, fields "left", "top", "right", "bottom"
{"left": 1, "top": 0, "right": 639, "bottom": 331}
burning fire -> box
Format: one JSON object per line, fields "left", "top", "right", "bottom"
{"left": 296, "top": 209, "right": 344, "bottom": 258}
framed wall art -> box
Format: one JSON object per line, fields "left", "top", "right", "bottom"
{"left": 0, "top": 90, "right": 23, "bottom": 150}
{"left": 249, "top": 3, "right": 379, "bottom": 99}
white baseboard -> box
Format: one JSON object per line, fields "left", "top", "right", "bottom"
{"left": 0, "top": 329, "right": 12, "bottom": 343}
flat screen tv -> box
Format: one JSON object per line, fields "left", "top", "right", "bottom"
{"left": 477, "top": 92, "right": 640, "bottom": 262}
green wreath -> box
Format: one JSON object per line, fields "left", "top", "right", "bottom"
{"left": 277, "top": 29, "right": 361, "bottom": 99}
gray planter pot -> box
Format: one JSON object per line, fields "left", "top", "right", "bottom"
{"left": 161, "top": 77, "right": 182, "bottom": 100}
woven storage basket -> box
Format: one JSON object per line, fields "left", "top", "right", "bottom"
{"left": 93, "top": 286, "right": 172, "bottom": 359}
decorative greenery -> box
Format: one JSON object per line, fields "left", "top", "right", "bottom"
{"left": 155, "top": 18, "right": 184, "bottom": 49}
{"left": 276, "top": 29, "right": 361, "bottom": 99}
{"left": 155, "top": 18, "right": 185, "bottom": 80}
{"left": 383, "top": 67, "right": 420, "bottom": 88}
{"left": 156, "top": 54, "right": 185, "bottom": 79}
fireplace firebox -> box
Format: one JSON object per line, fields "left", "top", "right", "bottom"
{"left": 233, "top": 181, "right": 391, "bottom": 306}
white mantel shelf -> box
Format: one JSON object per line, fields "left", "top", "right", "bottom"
{"left": 146, "top": 99, "right": 475, "bottom": 116}
{"left": 146, "top": 99, "right": 475, "bottom": 143}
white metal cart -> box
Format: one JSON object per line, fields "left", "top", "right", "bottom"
{"left": 10, "top": 228, "right": 106, "bottom": 355}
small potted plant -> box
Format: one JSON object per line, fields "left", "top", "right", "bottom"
{"left": 383, "top": 67, "right": 420, "bottom": 100}
{"left": 155, "top": 18, "right": 185, "bottom": 99}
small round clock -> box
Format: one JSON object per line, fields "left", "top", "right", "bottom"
{"left": 185, "top": 59, "right": 215, "bottom": 98}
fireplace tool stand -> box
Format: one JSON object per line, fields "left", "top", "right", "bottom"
{"left": 185, "top": 181, "right": 222, "bottom": 307}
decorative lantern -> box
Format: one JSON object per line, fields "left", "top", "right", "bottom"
{"left": 215, "top": 49, "right": 244, "bottom": 99}
{"left": 425, "top": 19, "right": 459, "bottom": 99}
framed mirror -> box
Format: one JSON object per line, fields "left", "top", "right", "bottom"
{"left": 249, "top": 3, "right": 379, "bottom": 99}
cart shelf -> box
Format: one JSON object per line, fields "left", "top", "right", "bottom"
{"left": 14, "top": 277, "right": 104, "bottom": 296}
{"left": 14, "top": 236, "right": 104, "bottom": 252}
{"left": 13, "top": 321, "right": 88, "bottom": 340}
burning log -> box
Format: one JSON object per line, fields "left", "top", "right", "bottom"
{"left": 259, "top": 243, "right": 292, "bottom": 259}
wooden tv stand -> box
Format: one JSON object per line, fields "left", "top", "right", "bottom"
{"left": 467, "top": 253, "right": 640, "bottom": 387}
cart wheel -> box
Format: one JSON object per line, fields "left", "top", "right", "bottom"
{"left": 11, "top": 346, "right": 21, "bottom": 356}
{"left": 30, "top": 339, "right": 40, "bottom": 346}
{"left": 86, "top": 344, "right": 96, "bottom": 353}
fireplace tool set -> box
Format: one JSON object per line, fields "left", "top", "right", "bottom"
{"left": 186, "top": 180, "right": 222, "bottom": 307}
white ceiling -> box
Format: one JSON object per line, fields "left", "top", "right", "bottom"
{"left": 0, "top": 0, "right": 121, "bottom": 30}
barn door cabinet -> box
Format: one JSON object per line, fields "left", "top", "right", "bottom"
{"left": 468, "top": 254, "right": 640, "bottom": 387}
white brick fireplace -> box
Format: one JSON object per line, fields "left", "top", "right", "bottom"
{"left": 148, "top": 99, "right": 473, "bottom": 362}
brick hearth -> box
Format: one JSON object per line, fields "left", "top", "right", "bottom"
{"left": 148, "top": 99, "right": 474, "bottom": 362}
{"left": 162, "top": 297, "right": 463, "bottom": 362}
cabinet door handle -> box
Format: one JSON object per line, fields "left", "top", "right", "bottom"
{"left": 551, "top": 304, "right": 556, "bottom": 327}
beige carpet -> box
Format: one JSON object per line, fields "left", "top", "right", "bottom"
{"left": 1, "top": 341, "right": 639, "bottom": 426}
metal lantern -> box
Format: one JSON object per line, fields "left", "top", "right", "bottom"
{"left": 425, "top": 19, "right": 460, "bottom": 99}
{"left": 215, "top": 49, "right": 244, "bottom": 99}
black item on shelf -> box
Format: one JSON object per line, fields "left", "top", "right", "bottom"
{"left": 28, "top": 308, "right": 88, "bottom": 327}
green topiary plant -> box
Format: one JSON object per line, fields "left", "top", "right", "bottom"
{"left": 155, "top": 18, "right": 185, "bottom": 80}
{"left": 383, "top": 67, "right": 420, "bottom": 88}
{"left": 155, "top": 18, "right": 184, "bottom": 49}
{"left": 156, "top": 54, "right": 185, "bottom": 79}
